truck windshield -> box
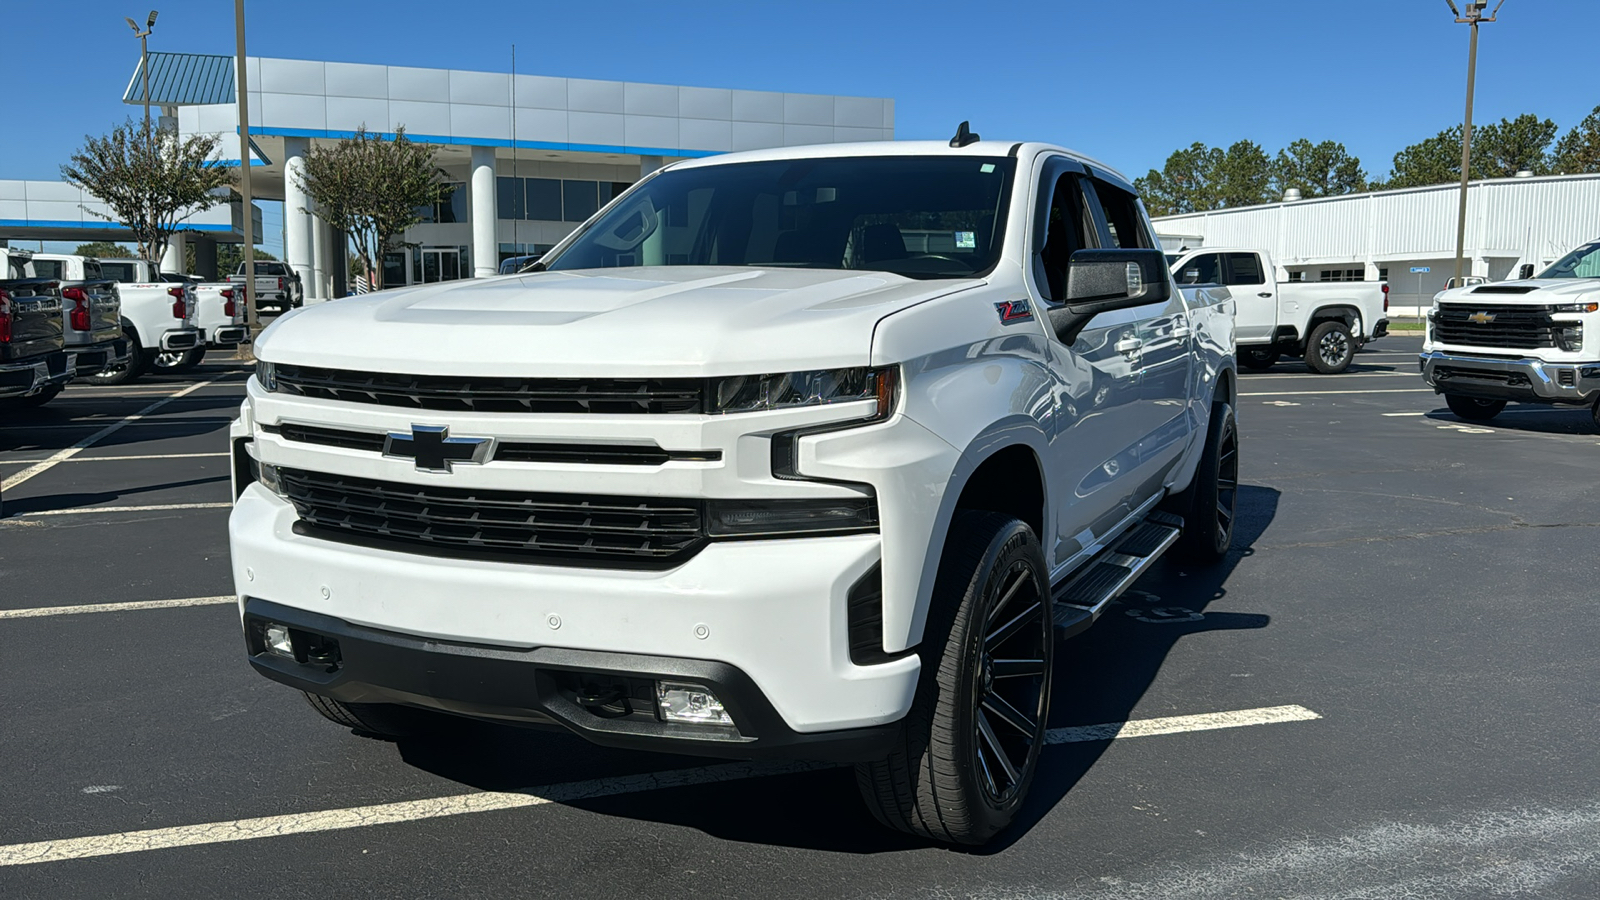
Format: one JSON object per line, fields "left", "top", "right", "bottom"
{"left": 542, "top": 156, "right": 1015, "bottom": 280}
{"left": 1539, "top": 242, "right": 1600, "bottom": 279}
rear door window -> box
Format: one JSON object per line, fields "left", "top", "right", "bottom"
{"left": 1224, "top": 253, "right": 1265, "bottom": 285}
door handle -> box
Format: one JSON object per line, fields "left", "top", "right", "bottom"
{"left": 1114, "top": 337, "right": 1143, "bottom": 357}
{"left": 1257, "top": 292, "right": 1273, "bottom": 298}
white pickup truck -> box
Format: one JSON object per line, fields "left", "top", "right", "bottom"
{"left": 1169, "top": 248, "right": 1388, "bottom": 373}
{"left": 231, "top": 136, "right": 1238, "bottom": 845}
{"left": 1422, "top": 238, "right": 1600, "bottom": 428}
{"left": 35, "top": 256, "right": 202, "bottom": 385}
{"left": 230, "top": 261, "right": 302, "bottom": 314}
{"left": 152, "top": 272, "right": 248, "bottom": 371}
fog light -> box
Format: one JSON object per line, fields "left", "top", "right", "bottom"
{"left": 264, "top": 623, "right": 294, "bottom": 659}
{"left": 656, "top": 681, "right": 733, "bottom": 726}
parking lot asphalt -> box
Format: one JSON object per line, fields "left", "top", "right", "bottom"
{"left": 2, "top": 335, "right": 1597, "bottom": 898}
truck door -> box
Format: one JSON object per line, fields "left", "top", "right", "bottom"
{"left": 1225, "top": 252, "right": 1276, "bottom": 343}
{"left": 1030, "top": 157, "right": 1148, "bottom": 573}
{"left": 1084, "top": 177, "right": 1194, "bottom": 500}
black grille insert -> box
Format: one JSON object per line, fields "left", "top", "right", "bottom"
{"left": 1435, "top": 303, "right": 1559, "bottom": 350}
{"left": 274, "top": 364, "right": 705, "bottom": 414}
{"left": 279, "top": 468, "right": 707, "bottom": 568}
{"left": 265, "top": 423, "right": 718, "bottom": 466}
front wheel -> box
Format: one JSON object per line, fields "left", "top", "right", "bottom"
{"left": 303, "top": 692, "right": 441, "bottom": 739}
{"left": 856, "top": 512, "right": 1053, "bottom": 846}
{"left": 1445, "top": 394, "right": 1506, "bottom": 421}
{"left": 1164, "top": 402, "right": 1238, "bottom": 563}
{"left": 1305, "top": 320, "right": 1356, "bottom": 374}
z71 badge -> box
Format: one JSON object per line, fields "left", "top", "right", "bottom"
{"left": 995, "top": 299, "right": 1034, "bottom": 324}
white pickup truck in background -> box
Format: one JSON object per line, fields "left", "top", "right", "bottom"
{"left": 155, "top": 272, "right": 248, "bottom": 372}
{"left": 40, "top": 256, "right": 202, "bottom": 385}
{"left": 230, "top": 261, "right": 302, "bottom": 314}
{"left": 1169, "top": 248, "right": 1388, "bottom": 373}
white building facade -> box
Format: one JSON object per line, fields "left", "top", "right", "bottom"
{"left": 1155, "top": 174, "right": 1600, "bottom": 313}
{"left": 132, "top": 52, "right": 894, "bottom": 300}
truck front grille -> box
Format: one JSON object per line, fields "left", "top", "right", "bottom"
{"left": 279, "top": 468, "right": 706, "bottom": 568}
{"left": 274, "top": 364, "right": 705, "bottom": 414}
{"left": 1435, "top": 303, "right": 1559, "bottom": 350}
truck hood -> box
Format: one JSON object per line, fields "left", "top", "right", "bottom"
{"left": 1436, "top": 279, "right": 1600, "bottom": 305}
{"left": 255, "top": 266, "right": 981, "bottom": 377}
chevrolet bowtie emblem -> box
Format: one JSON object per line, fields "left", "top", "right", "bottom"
{"left": 383, "top": 424, "right": 492, "bottom": 473}
{"left": 1468, "top": 311, "right": 1496, "bottom": 325}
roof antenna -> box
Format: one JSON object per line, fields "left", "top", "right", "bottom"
{"left": 950, "top": 121, "right": 980, "bottom": 148}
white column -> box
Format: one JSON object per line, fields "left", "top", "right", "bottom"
{"left": 470, "top": 146, "right": 498, "bottom": 278}
{"left": 282, "top": 137, "right": 315, "bottom": 297}
{"left": 309, "top": 199, "right": 329, "bottom": 303}
{"left": 639, "top": 155, "right": 665, "bottom": 178}
{"left": 160, "top": 232, "right": 187, "bottom": 274}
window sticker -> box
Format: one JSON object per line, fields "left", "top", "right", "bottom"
{"left": 979, "top": 163, "right": 996, "bottom": 173}
{"left": 955, "top": 231, "right": 977, "bottom": 250}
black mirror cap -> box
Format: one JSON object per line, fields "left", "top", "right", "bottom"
{"left": 1064, "top": 248, "right": 1172, "bottom": 309}
{"left": 1519, "top": 263, "right": 1536, "bottom": 279}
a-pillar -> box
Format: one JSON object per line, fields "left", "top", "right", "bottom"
{"left": 160, "top": 232, "right": 187, "bottom": 274}
{"left": 470, "top": 146, "right": 497, "bottom": 278}
{"left": 282, "top": 136, "right": 315, "bottom": 298}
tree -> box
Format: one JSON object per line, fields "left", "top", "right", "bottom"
{"left": 209, "top": 244, "right": 278, "bottom": 276}
{"left": 73, "top": 242, "right": 135, "bottom": 259}
{"left": 1553, "top": 105, "right": 1600, "bottom": 175}
{"left": 60, "top": 119, "right": 234, "bottom": 265}
{"left": 296, "top": 127, "right": 446, "bottom": 290}
{"left": 1274, "top": 139, "right": 1366, "bottom": 198}
{"left": 1215, "top": 140, "right": 1278, "bottom": 209}
{"left": 1380, "top": 126, "right": 1465, "bottom": 189}
{"left": 1474, "top": 113, "right": 1558, "bottom": 177}
{"left": 1136, "top": 140, "right": 1276, "bottom": 217}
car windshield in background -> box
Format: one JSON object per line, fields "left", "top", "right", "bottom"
{"left": 543, "top": 156, "right": 1016, "bottom": 280}
{"left": 1540, "top": 242, "right": 1600, "bottom": 279}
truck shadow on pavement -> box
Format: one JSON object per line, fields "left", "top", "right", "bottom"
{"left": 1425, "top": 406, "right": 1596, "bottom": 436}
{"left": 389, "top": 485, "right": 1280, "bottom": 854}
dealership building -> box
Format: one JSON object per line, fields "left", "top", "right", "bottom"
{"left": 74, "top": 52, "right": 894, "bottom": 300}
{"left": 1155, "top": 173, "right": 1600, "bottom": 313}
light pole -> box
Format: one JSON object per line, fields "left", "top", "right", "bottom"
{"left": 1446, "top": 0, "right": 1505, "bottom": 286}
{"left": 234, "top": 0, "right": 258, "bottom": 332}
{"left": 124, "top": 10, "right": 159, "bottom": 134}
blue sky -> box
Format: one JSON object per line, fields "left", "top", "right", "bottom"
{"left": 7, "top": 0, "right": 1599, "bottom": 253}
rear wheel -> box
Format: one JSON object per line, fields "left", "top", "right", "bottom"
{"left": 1165, "top": 402, "right": 1238, "bottom": 563}
{"left": 1305, "top": 320, "right": 1355, "bottom": 373}
{"left": 855, "top": 512, "right": 1053, "bottom": 846}
{"left": 152, "top": 346, "right": 207, "bottom": 372}
{"left": 1240, "top": 348, "right": 1279, "bottom": 371}
{"left": 303, "top": 692, "right": 437, "bottom": 738}
{"left": 83, "top": 328, "right": 145, "bottom": 385}
{"left": 9, "top": 383, "right": 64, "bottom": 409}
{"left": 1445, "top": 394, "right": 1506, "bottom": 421}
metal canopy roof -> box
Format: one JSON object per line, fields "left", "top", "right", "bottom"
{"left": 123, "top": 52, "right": 236, "bottom": 106}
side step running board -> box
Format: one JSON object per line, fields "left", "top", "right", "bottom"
{"left": 1053, "top": 510, "right": 1183, "bottom": 640}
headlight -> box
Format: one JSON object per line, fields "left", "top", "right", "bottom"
{"left": 711, "top": 366, "right": 897, "bottom": 417}
{"left": 255, "top": 360, "right": 278, "bottom": 392}
{"left": 256, "top": 461, "right": 287, "bottom": 498}
{"left": 1553, "top": 302, "right": 1600, "bottom": 313}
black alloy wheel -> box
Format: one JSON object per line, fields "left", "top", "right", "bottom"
{"left": 1167, "top": 402, "right": 1238, "bottom": 562}
{"left": 1306, "top": 320, "right": 1355, "bottom": 374}
{"left": 1240, "top": 348, "right": 1280, "bottom": 370}
{"left": 856, "top": 511, "right": 1053, "bottom": 845}
{"left": 1444, "top": 394, "right": 1506, "bottom": 422}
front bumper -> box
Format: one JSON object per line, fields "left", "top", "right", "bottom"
{"left": 1420, "top": 350, "right": 1600, "bottom": 404}
{"left": 0, "top": 350, "right": 71, "bottom": 397}
{"left": 68, "top": 339, "right": 130, "bottom": 375}
{"left": 243, "top": 597, "right": 900, "bottom": 761}
{"left": 229, "top": 486, "right": 920, "bottom": 756}
{"left": 159, "top": 328, "right": 201, "bottom": 352}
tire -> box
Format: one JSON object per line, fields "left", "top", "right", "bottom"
{"left": 1240, "top": 348, "right": 1280, "bottom": 371}
{"left": 83, "top": 328, "right": 145, "bottom": 385}
{"left": 152, "top": 346, "right": 207, "bottom": 372}
{"left": 855, "top": 511, "right": 1053, "bottom": 846}
{"left": 8, "top": 383, "right": 64, "bottom": 409}
{"left": 1445, "top": 394, "right": 1506, "bottom": 422}
{"left": 1305, "top": 320, "right": 1355, "bottom": 374}
{"left": 1165, "top": 402, "right": 1239, "bottom": 563}
{"left": 303, "top": 692, "right": 436, "bottom": 738}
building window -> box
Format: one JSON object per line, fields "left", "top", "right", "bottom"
{"left": 1287, "top": 270, "right": 1305, "bottom": 282}
{"left": 563, "top": 180, "right": 599, "bottom": 222}
{"left": 526, "top": 178, "right": 562, "bottom": 221}
{"left": 496, "top": 177, "right": 525, "bottom": 220}
{"left": 1379, "top": 268, "right": 1389, "bottom": 281}
{"left": 1318, "top": 268, "right": 1366, "bottom": 282}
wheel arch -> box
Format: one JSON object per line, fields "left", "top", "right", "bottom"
{"left": 1308, "top": 304, "right": 1362, "bottom": 329}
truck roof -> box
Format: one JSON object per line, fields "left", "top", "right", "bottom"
{"left": 667, "top": 140, "right": 1132, "bottom": 186}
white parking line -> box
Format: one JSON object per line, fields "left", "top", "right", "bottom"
{"left": 0, "top": 380, "right": 216, "bottom": 493}
{"left": 0, "top": 452, "right": 228, "bottom": 467}
{"left": 0, "top": 704, "right": 1319, "bottom": 867}
{"left": 0, "top": 596, "right": 234, "bottom": 620}
{"left": 1241, "top": 388, "right": 1435, "bottom": 397}
{"left": 16, "top": 502, "right": 232, "bottom": 518}
{"left": 0, "top": 417, "right": 233, "bottom": 432}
